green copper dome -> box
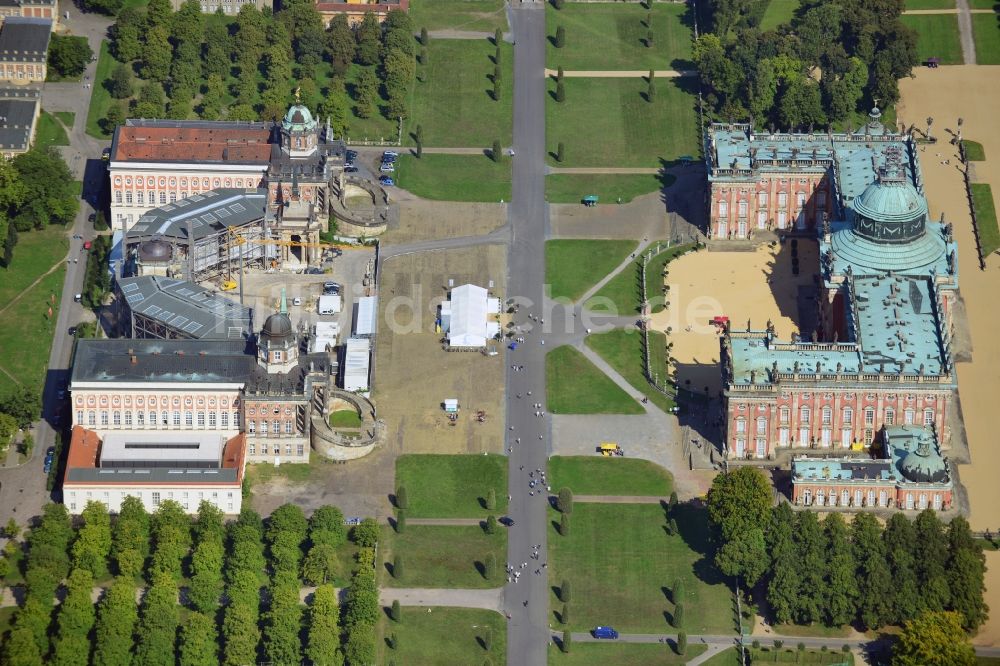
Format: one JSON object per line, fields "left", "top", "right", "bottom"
{"left": 852, "top": 179, "right": 928, "bottom": 244}
{"left": 282, "top": 103, "right": 316, "bottom": 132}
{"left": 897, "top": 429, "right": 949, "bottom": 484}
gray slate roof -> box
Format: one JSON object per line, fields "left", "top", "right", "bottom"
{"left": 119, "top": 276, "right": 253, "bottom": 340}
{"left": 126, "top": 188, "right": 268, "bottom": 243}
{"left": 0, "top": 17, "right": 51, "bottom": 63}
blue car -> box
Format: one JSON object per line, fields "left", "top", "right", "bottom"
{"left": 43, "top": 459, "right": 52, "bottom": 474}
{"left": 592, "top": 626, "right": 619, "bottom": 640}
{"left": 379, "top": 176, "right": 394, "bottom": 187}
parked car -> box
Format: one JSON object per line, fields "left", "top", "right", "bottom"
{"left": 292, "top": 297, "right": 302, "bottom": 306}
{"left": 382, "top": 150, "right": 399, "bottom": 161}
{"left": 83, "top": 240, "right": 92, "bottom": 250}
{"left": 345, "top": 165, "right": 359, "bottom": 173}
{"left": 592, "top": 627, "right": 619, "bottom": 640}
{"left": 379, "top": 176, "right": 394, "bottom": 187}
{"left": 46, "top": 447, "right": 54, "bottom": 459}
{"left": 43, "top": 459, "right": 52, "bottom": 474}
{"left": 73, "top": 293, "right": 82, "bottom": 303}
{"left": 345, "top": 149, "right": 358, "bottom": 162}
{"left": 379, "top": 162, "right": 395, "bottom": 173}
{"left": 101, "top": 147, "right": 111, "bottom": 161}
{"left": 68, "top": 326, "right": 77, "bottom": 336}
{"left": 323, "top": 281, "right": 342, "bottom": 295}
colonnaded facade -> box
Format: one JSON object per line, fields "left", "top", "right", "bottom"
{"left": 716, "top": 109, "right": 960, "bottom": 511}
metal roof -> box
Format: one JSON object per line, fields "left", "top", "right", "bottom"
{"left": 100, "top": 431, "right": 225, "bottom": 466}
{"left": 0, "top": 18, "right": 51, "bottom": 63}
{"left": 119, "top": 276, "right": 252, "bottom": 340}
{"left": 126, "top": 188, "right": 267, "bottom": 243}
{"left": 354, "top": 296, "right": 377, "bottom": 336}
{"left": 0, "top": 90, "right": 37, "bottom": 151}
{"left": 343, "top": 337, "right": 370, "bottom": 391}
{"left": 66, "top": 466, "right": 239, "bottom": 485}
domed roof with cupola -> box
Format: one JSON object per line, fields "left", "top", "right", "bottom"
{"left": 282, "top": 90, "right": 316, "bottom": 133}
{"left": 850, "top": 151, "right": 929, "bottom": 245}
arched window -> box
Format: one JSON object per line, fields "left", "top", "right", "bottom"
{"left": 800, "top": 406, "right": 811, "bottom": 424}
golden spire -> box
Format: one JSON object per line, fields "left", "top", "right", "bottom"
{"left": 294, "top": 86, "right": 301, "bottom": 104}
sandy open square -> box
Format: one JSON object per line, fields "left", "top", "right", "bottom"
{"left": 373, "top": 244, "right": 507, "bottom": 454}
{"left": 897, "top": 65, "right": 1000, "bottom": 644}
{"left": 648, "top": 242, "right": 817, "bottom": 396}
{"left": 381, "top": 200, "right": 508, "bottom": 245}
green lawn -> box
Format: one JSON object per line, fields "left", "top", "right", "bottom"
{"left": 54, "top": 111, "right": 75, "bottom": 128}
{"left": 394, "top": 153, "right": 511, "bottom": 201}
{"left": 35, "top": 110, "right": 70, "bottom": 150}
{"left": 969, "top": 0, "right": 997, "bottom": 9}
{"left": 901, "top": 14, "right": 963, "bottom": 65}
{"left": 905, "top": 0, "right": 955, "bottom": 8}
{"left": 760, "top": 0, "right": 799, "bottom": 31}
{"left": 380, "top": 524, "right": 506, "bottom": 588}
{"left": 546, "top": 173, "right": 672, "bottom": 204}
{"left": 972, "top": 13, "right": 1000, "bottom": 64}
{"left": 410, "top": 0, "right": 508, "bottom": 32}
{"left": 378, "top": 607, "right": 506, "bottom": 666}
{"left": 85, "top": 40, "right": 117, "bottom": 138}
{"left": 328, "top": 409, "right": 362, "bottom": 428}
{"left": 395, "top": 454, "right": 508, "bottom": 518}
{"left": 587, "top": 243, "right": 695, "bottom": 316}
{"left": 698, "top": 648, "right": 741, "bottom": 666}
{"left": 0, "top": 226, "right": 68, "bottom": 397}
{"left": 972, "top": 183, "right": 1000, "bottom": 256}
{"left": 585, "top": 329, "right": 674, "bottom": 413}
{"left": 548, "top": 503, "right": 734, "bottom": 634}
{"left": 546, "top": 345, "right": 643, "bottom": 415}
{"left": 545, "top": 239, "right": 637, "bottom": 302}
{"left": 548, "top": 642, "right": 705, "bottom": 665}
{"left": 548, "top": 456, "right": 673, "bottom": 496}
{"left": 407, "top": 38, "right": 512, "bottom": 146}
{"left": 963, "top": 139, "right": 987, "bottom": 161}
{"left": 547, "top": 77, "right": 699, "bottom": 167}
{"left": 545, "top": 3, "right": 693, "bottom": 70}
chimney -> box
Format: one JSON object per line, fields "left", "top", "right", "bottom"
{"left": 130, "top": 355, "right": 137, "bottom": 365}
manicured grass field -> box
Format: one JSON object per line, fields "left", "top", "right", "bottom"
{"left": 587, "top": 243, "right": 695, "bottom": 315}
{"left": 36, "top": 111, "right": 69, "bottom": 149}
{"left": 410, "top": 0, "right": 508, "bottom": 32}
{"left": 971, "top": 183, "right": 1000, "bottom": 256}
{"left": 378, "top": 608, "right": 506, "bottom": 666}
{"left": 548, "top": 456, "right": 673, "bottom": 496}
{"left": 760, "top": 0, "right": 799, "bottom": 31}
{"left": 54, "top": 111, "right": 75, "bottom": 127}
{"left": 545, "top": 3, "right": 693, "bottom": 70}
{"left": 905, "top": 0, "right": 955, "bottom": 8}
{"left": 548, "top": 503, "right": 734, "bottom": 634}
{"left": 545, "top": 173, "right": 672, "bottom": 204}
{"left": 546, "top": 345, "right": 643, "bottom": 415}
{"left": 0, "top": 226, "right": 68, "bottom": 397}
{"left": 395, "top": 454, "right": 508, "bottom": 518}
{"left": 328, "top": 409, "right": 362, "bottom": 428}
{"left": 380, "top": 524, "right": 506, "bottom": 588}
{"left": 963, "top": 139, "right": 987, "bottom": 161}
{"left": 547, "top": 77, "right": 699, "bottom": 167}
{"left": 585, "top": 329, "right": 674, "bottom": 413}
{"left": 969, "top": 0, "right": 997, "bottom": 9}
{"left": 545, "top": 239, "right": 637, "bottom": 302}
{"left": 548, "top": 642, "right": 705, "bottom": 665}
{"left": 394, "top": 153, "right": 511, "bottom": 201}
{"left": 85, "top": 40, "right": 116, "bottom": 138}
{"left": 901, "top": 14, "right": 963, "bottom": 65}
{"left": 972, "top": 13, "right": 1000, "bottom": 64}
{"left": 407, "top": 38, "right": 512, "bottom": 146}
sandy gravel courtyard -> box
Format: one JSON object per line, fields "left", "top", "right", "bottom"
{"left": 898, "top": 65, "right": 1000, "bottom": 644}
{"left": 648, "top": 242, "right": 817, "bottom": 395}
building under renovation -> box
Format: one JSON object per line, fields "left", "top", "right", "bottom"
{"left": 116, "top": 275, "right": 253, "bottom": 340}
{"left": 122, "top": 188, "right": 271, "bottom": 282}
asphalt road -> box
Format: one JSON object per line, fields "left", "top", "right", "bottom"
{"left": 504, "top": 4, "right": 551, "bottom": 665}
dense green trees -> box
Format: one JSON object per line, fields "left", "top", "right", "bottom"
{"left": 133, "top": 570, "right": 179, "bottom": 666}
{"left": 892, "top": 610, "right": 976, "bottom": 666}
{"left": 308, "top": 584, "right": 344, "bottom": 666}
{"left": 92, "top": 577, "right": 137, "bottom": 666}
{"left": 697, "top": 0, "right": 917, "bottom": 126}
{"left": 47, "top": 35, "right": 93, "bottom": 79}
{"left": 148, "top": 500, "right": 191, "bottom": 582}
{"left": 263, "top": 578, "right": 303, "bottom": 665}
{"left": 709, "top": 472, "right": 986, "bottom": 633}
{"left": 50, "top": 568, "right": 95, "bottom": 666}
{"left": 189, "top": 501, "right": 225, "bottom": 613}
{"left": 71, "top": 500, "right": 111, "bottom": 576}
{"left": 10, "top": 149, "right": 78, "bottom": 231}
{"left": 178, "top": 611, "right": 219, "bottom": 666}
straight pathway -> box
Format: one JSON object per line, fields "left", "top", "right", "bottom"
{"left": 955, "top": 0, "right": 977, "bottom": 65}
{"left": 902, "top": 7, "right": 995, "bottom": 12}
{"left": 547, "top": 166, "right": 664, "bottom": 174}
{"left": 576, "top": 238, "right": 650, "bottom": 305}
{"left": 544, "top": 68, "right": 696, "bottom": 78}
{"left": 576, "top": 343, "right": 657, "bottom": 414}
{"left": 381, "top": 587, "right": 504, "bottom": 611}
{"left": 404, "top": 517, "right": 484, "bottom": 526}
{"left": 574, "top": 494, "right": 667, "bottom": 504}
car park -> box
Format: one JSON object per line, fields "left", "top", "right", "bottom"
{"left": 379, "top": 176, "right": 394, "bottom": 187}
{"left": 382, "top": 150, "right": 398, "bottom": 161}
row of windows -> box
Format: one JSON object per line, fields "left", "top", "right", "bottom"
{"left": 118, "top": 190, "right": 176, "bottom": 205}
{"left": 740, "top": 407, "right": 935, "bottom": 429}
{"left": 735, "top": 428, "right": 877, "bottom": 451}
{"left": 69, "top": 490, "right": 235, "bottom": 513}
{"left": 247, "top": 420, "right": 296, "bottom": 435}
{"left": 799, "top": 488, "right": 943, "bottom": 511}
{"left": 248, "top": 442, "right": 306, "bottom": 457}
{"left": 79, "top": 410, "right": 239, "bottom": 429}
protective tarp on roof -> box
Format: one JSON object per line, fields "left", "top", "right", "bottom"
{"left": 445, "top": 284, "right": 489, "bottom": 348}
{"left": 343, "top": 337, "right": 370, "bottom": 391}
{"left": 354, "top": 296, "right": 377, "bottom": 336}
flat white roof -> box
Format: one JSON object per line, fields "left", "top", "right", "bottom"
{"left": 355, "top": 296, "right": 377, "bottom": 336}
{"left": 343, "top": 337, "right": 371, "bottom": 391}
{"left": 310, "top": 321, "right": 340, "bottom": 353}
{"left": 100, "top": 431, "right": 225, "bottom": 464}
{"left": 447, "top": 284, "right": 490, "bottom": 348}
{"left": 318, "top": 294, "right": 342, "bottom": 313}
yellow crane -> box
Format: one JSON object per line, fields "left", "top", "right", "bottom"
{"left": 221, "top": 226, "right": 367, "bottom": 292}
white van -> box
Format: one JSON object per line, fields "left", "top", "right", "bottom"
{"left": 318, "top": 294, "right": 342, "bottom": 315}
